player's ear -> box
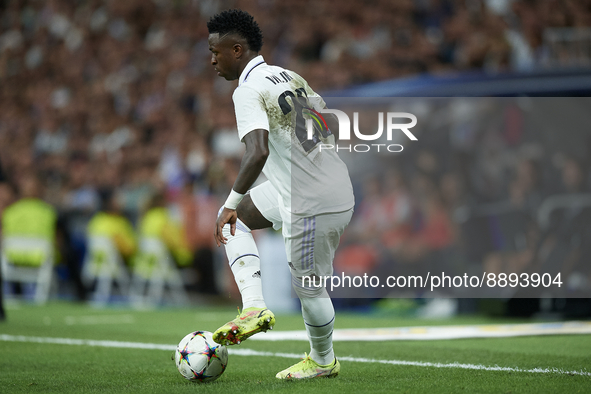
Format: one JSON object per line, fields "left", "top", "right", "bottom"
{"left": 233, "top": 43, "right": 243, "bottom": 58}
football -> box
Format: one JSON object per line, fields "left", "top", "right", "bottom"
{"left": 174, "top": 331, "right": 228, "bottom": 383}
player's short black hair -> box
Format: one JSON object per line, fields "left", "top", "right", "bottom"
{"left": 207, "top": 9, "right": 263, "bottom": 52}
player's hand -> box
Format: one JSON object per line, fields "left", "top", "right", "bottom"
{"left": 214, "top": 207, "right": 238, "bottom": 247}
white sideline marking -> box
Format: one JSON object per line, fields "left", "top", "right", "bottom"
{"left": 250, "top": 321, "right": 591, "bottom": 342}
{"left": 0, "top": 334, "right": 175, "bottom": 351}
{"left": 0, "top": 334, "right": 589, "bottom": 377}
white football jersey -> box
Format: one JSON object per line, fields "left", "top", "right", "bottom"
{"left": 232, "top": 55, "right": 354, "bottom": 216}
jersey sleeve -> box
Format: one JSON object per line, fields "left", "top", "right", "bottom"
{"left": 305, "top": 87, "right": 327, "bottom": 112}
{"left": 232, "top": 85, "right": 270, "bottom": 141}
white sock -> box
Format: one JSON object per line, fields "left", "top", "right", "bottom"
{"left": 300, "top": 296, "right": 335, "bottom": 365}
{"left": 223, "top": 220, "right": 266, "bottom": 310}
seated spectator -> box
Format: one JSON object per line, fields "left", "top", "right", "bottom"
{"left": 87, "top": 191, "right": 137, "bottom": 265}
{"left": 1, "top": 174, "right": 58, "bottom": 301}
{"left": 136, "top": 192, "right": 192, "bottom": 269}
{"left": 2, "top": 174, "right": 57, "bottom": 267}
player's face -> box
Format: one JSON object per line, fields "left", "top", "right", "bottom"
{"left": 208, "top": 33, "right": 239, "bottom": 81}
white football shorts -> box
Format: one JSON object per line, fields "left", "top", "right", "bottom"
{"left": 249, "top": 180, "right": 353, "bottom": 278}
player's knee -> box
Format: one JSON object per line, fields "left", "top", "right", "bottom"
{"left": 221, "top": 219, "right": 252, "bottom": 239}
{"left": 236, "top": 194, "right": 273, "bottom": 230}
{"left": 291, "top": 274, "right": 327, "bottom": 299}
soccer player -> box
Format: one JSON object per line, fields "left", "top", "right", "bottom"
{"left": 207, "top": 10, "right": 354, "bottom": 379}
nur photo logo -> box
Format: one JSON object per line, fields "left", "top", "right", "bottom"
{"left": 305, "top": 109, "right": 418, "bottom": 153}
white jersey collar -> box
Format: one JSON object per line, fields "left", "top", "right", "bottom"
{"left": 238, "top": 55, "right": 266, "bottom": 86}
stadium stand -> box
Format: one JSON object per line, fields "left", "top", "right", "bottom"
{"left": 0, "top": 0, "right": 590, "bottom": 310}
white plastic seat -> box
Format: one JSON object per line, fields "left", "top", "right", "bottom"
{"left": 82, "top": 235, "right": 130, "bottom": 305}
{"left": 129, "top": 236, "right": 188, "bottom": 308}
{"left": 1, "top": 236, "right": 55, "bottom": 304}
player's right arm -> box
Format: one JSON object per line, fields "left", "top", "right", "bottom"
{"left": 214, "top": 85, "right": 270, "bottom": 246}
{"left": 214, "top": 129, "right": 269, "bottom": 247}
{"left": 232, "top": 129, "right": 269, "bottom": 194}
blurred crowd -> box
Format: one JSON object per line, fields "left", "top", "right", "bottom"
{"left": 334, "top": 98, "right": 591, "bottom": 297}
{"left": 1, "top": 0, "right": 591, "bottom": 299}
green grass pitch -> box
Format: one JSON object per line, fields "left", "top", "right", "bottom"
{"left": 1, "top": 302, "right": 590, "bottom": 393}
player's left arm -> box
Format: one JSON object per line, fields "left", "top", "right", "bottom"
{"left": 214, "top": 129, "right": 269, "bottom": 246}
